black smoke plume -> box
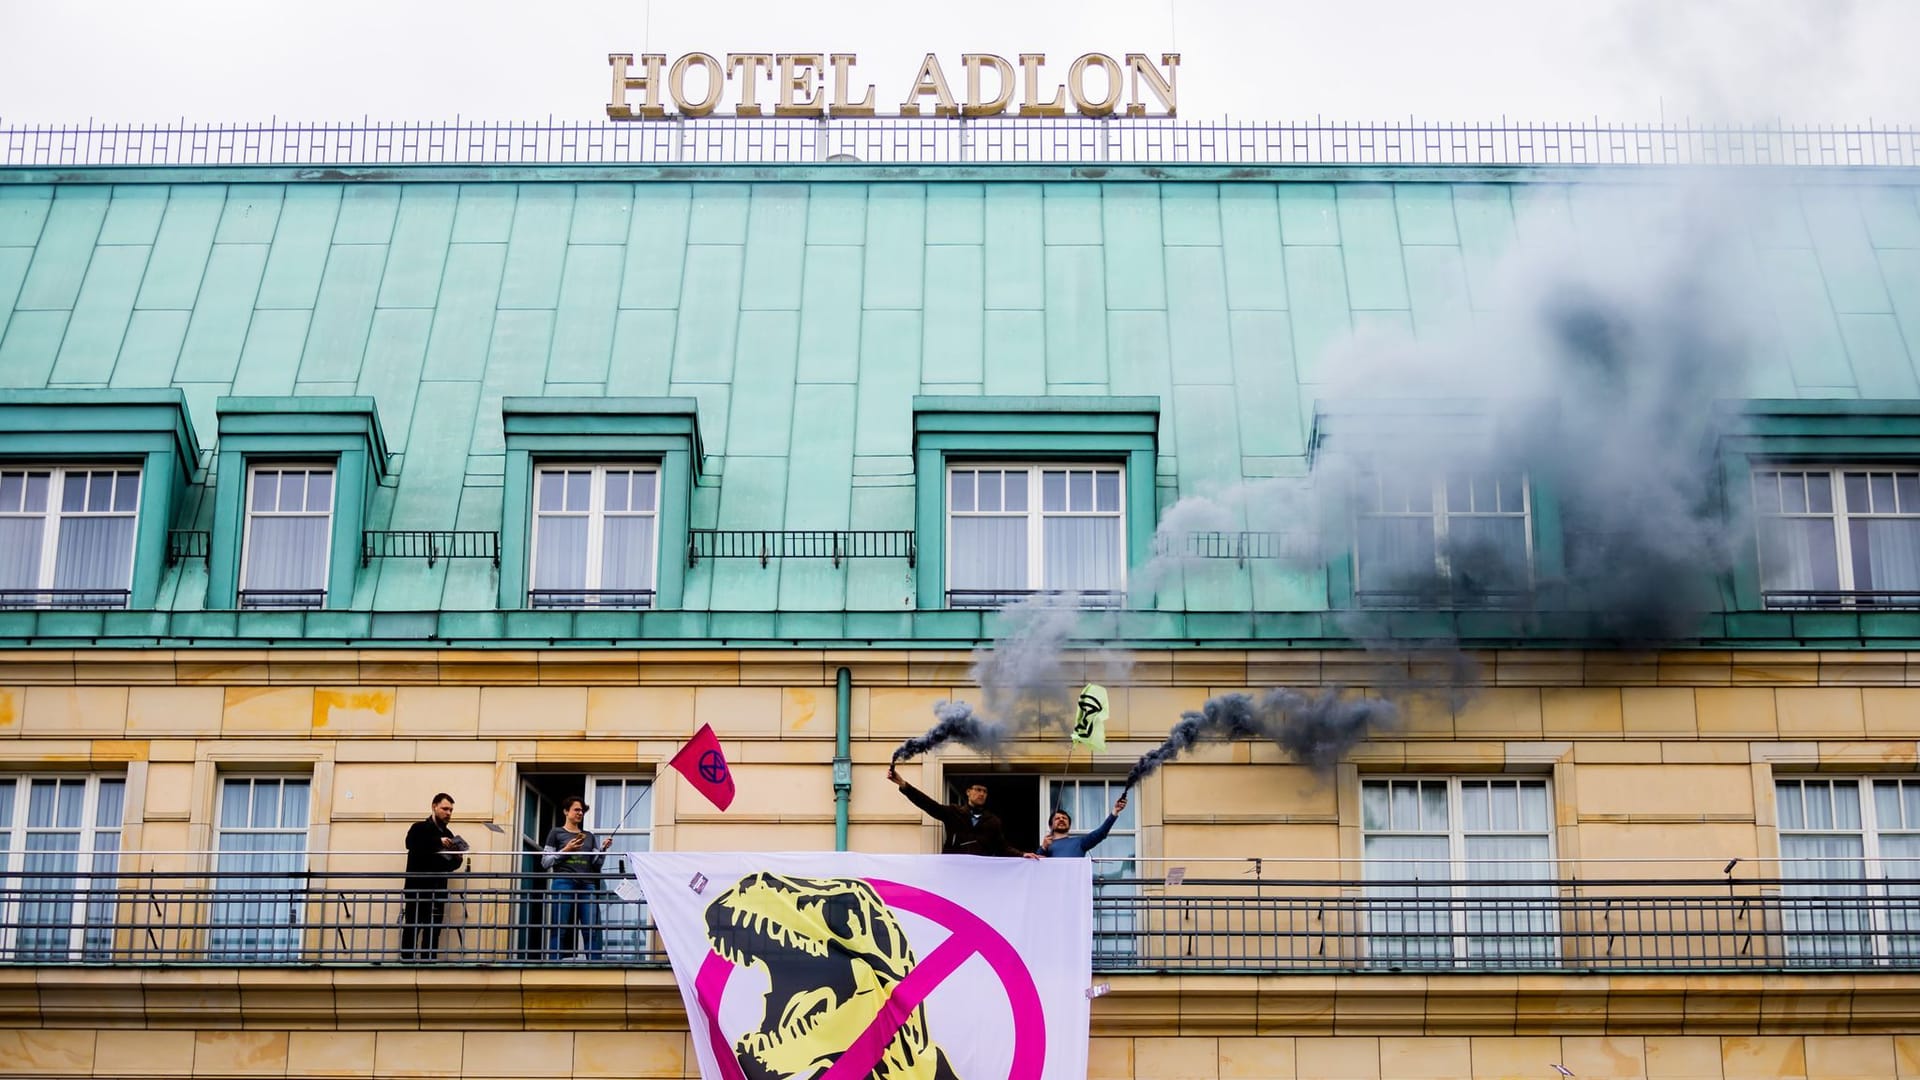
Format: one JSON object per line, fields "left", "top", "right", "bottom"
{"left": 891, "top": 699, "right": 1009, "bottom": 763}
{"left": 1123, "top": 688, "right": 1400, "bottom": 787}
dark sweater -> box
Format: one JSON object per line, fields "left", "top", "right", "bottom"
{"left": 404, "top": 818, "right": 463, "bottom": 879}
{"left": 541, "top": 827, "right": 606, "bottom": 876}
{"left": 898, "top": 781, "right": 1026, "bottom": 857}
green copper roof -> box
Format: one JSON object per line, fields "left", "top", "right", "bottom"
{"left": 1, "top": 170, "right": 1918, "bottom": 622}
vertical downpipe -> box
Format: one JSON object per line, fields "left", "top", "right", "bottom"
{"left": 833, "top": 666, "right": 853, "bottom": 851}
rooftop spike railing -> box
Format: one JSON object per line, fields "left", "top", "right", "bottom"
{"left": 4, "top": 118, "right": 1919, "bottom": 168}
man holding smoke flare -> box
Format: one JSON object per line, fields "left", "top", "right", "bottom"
{"left": 888, "top": 765, "right": 1039, "bottom": 858}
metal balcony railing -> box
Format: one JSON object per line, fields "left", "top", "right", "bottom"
{"left": 6, "top": 865, "right": 1920, "bottom": 972}
{"left": 687, "top": 529, "right": 916, "bottom": 569}
{"left": 361, "top": 530, "right": 501, "bottom": 568}
{"left": 1763, "top": 589, "right": 1920, "bottom": 611}
{"left": 947, "top": 588, "right": 1127, "bottom": 610}
{"left": 237, "top": 588, "right": 326, "bottom": 610}
{"left": 0, "top": 588, "right": 131, "bottom": 610}
{"left": 166, "top": 530, "right": 210, "bottom": 566}
{"left": 528, "top": 588, "right": 655, "bottom": 610}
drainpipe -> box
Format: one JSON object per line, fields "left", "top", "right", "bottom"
{"left": 833, "top": 666, "right": 853, "bottom": 851}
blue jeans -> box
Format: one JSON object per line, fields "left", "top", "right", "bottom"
{"left": 548, "top": 877, "right": 603, "bottom": 959}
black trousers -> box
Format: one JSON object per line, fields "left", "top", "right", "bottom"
{"left": 399, "top": 879, "right": 449, "bottom": 961}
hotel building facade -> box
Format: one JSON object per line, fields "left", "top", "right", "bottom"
{"left": 1, "top": 125, "right": 1920, "bottom": 1078}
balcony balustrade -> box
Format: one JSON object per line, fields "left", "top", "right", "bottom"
{"left": 3, "top": 857, "right": 1918, "bottom": 972}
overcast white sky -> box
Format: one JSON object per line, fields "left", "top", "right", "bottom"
{"left": 0, "top": 0, "right": 1916, "bottom": 126}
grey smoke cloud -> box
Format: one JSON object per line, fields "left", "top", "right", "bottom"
{"left": 1123, "top": 689, "right": 1402, "bottom": 787}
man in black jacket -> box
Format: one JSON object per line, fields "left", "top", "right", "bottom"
{"left": 888, "top": 766, "right": 1038, "bottom": 859}
{"left": 400, "top": 793, "right": 465, "bottom": 961}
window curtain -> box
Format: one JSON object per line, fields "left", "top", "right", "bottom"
{"left": 1758, "top": 516, "right": 1839, "bottom": 592}
{"left": 0, "top": 519, "right": 43, "bottom": 592}
{"left": 949, "top": 518, "right": 1027, "bottom": 593}
{"left": 53, "top": 517, "right": 135, "bottom": 594}
{"left": 1444, "top": 516, "right": 1530, "bottom": 592}
{"left": 1363, "top": 835, "right": 1452, "bottom": 964}
{"left": 1854, "top": 519, "right": 1920, "bottom": 594}
{"left": 1463, "top": 835, "right": 1555, "bottom": 963}
{"left": 591, "top": 780, "right": 654, "bottom": 958}
{"left": 600, "top": 517, "right": 656, "bottom": 594}
{"left": 83, "top": 780, "right": 124, "bottom": 959}
{"left": 1780, "top": 833, "right": 1870, "bottom": 962}
{"left": 532, "top": 517, "right": 589, "bottom": 591}
{"left": 244, "top": 518, "right": 330, "bottom": 593}
{"left": 1043, "top": 517, "right": 1120, "bottom": 594}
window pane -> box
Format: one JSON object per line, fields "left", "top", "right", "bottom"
{"left": 0, "top": 518, "right": 45, "bottom": 590}
{"left": 280, "top": 781, "right": 310, "bottom": 827}
{"left": 1069, "top": 470, "right": 1093, "bottom": 512}
{"left": 1362, "top": 782, "right": 1389, "bottom": 831}
{"left": 949, "top": 471, "right": 974, "bottom": 513}
{"left": 1420, "top": 782, "right": 1448, "bottom": 830}
{"left": 604, "top": 471, "right": 629, "bottom": 512}
{"left": 306, "top": 470, "right": 332, "bottom": 511}
{"left": 1356, "top": 516, "right": 1437, "bottom": 592}
{"left": 1758, "top": 517, "right": 1841, "bottom": 592}
{"left": 1498, "top": 476, "right": 1525, "bottom": 514}
{"left": 1095, "top": 471, "right": 1120, "bottom": 512}
{"left": 537, "top": 472, "right": 566, "bottom": 512}
{"left": 1443, "top": 517, "right": 1529, "bottom": 590}
{"left": 1783, "top": 474, "right": 1808, "bottom": 513}
{"left": 96, "top": 780, "right": 125, "bottom": 829}
{"left": 1044, "top": 517, "right": 1120, "bottom": 592}
{"left": 252, "top": 471, "right": 279, "bottom": 512}
{"left": 1004, "top": 470, "right": 1027, "bottom": 512}
{"left": 532, "top": 517, "right": 591, "bottom": 589}
{"left": 0, "top": 778, "right": 12, "bottom": 827}
{"left": 631, "top": 470, "right": 657, "bottom": 511}
{"left": 62, "top": 473, "right": 86, "bottom": 513}
{"left": 949, "top": 517, "right": 1028, "bottom": 591}
{"left": 601, "top": 516, "right": 657, "bottom": 592}
{"left": 1906, "top": 783, "right": 1920, "bottom": 830}
{"left": 1778, "top": 781, "right": 1806, "bottom": 830}
{"left": 1043, "top": 470, "right": 1066, "bottom": 512}
{"left": 1900, "top": 475, "right": 1920, "bottom": 513}
{"left": 1877, "top": 781, "right": 1905, "bottom": 830}
{"left": 1519, "top": 783, "right": 1549, "bottom": 831}
{"left": 0, "top": 472, "right": 20, "bottom": 512}
{"left": 113, "top": 472, "right": 139, "bottom": 512}
{"left": 89, "top": 471, "right": 117, "bottom": 512}
{"left": 978, "top": 470, "right": 1002, "bottom": 513}
{"left": 244, "top": 517, "right": 331, "bottom": 591}
{"left": 1447, "top": 473, "right": 1471, "bottom": 512}
{"left": 23, "top": 472, "right": 47, "bottom": 513}
{"left": 281, "top": 472, "right": 307, "bottom": 513}
{"left": 565, "top": 471, "right": 591, "bottom": 511}
{"left": 53, "top": 516, "right": 136, "bottom": 591}
{"left": 220, "top": 780, "right": 251, "bottom": 828}
{"left": 1807, "top": 472, "right": 1833, "bottom": 514}
{"left": 1461, "top": 782, "right": 1489, "bottom": 831}
{"left": 1834, "top": 781, "right": 1861, "bottom": 829}
{"left": 1873, "top": 474, "right": 1897, "bottom": 513}
{"left": 251, "top": 782, "right": 280, "bottom": 829}
{"left": 1390, "top": 783, "right": 1418, "bottom": 830}
{"left": 1804, "top": 782, "right": 1835, "bottom": 829}
{"left": 1852, "top": 519, "right": 1920, "bottom": 592}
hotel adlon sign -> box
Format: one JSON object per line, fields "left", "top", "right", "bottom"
{"left": 608, "top": 52, "right": 1181, "bottom": 120}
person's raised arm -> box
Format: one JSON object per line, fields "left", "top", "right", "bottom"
{"left": 890, "top": 765, "right": 961, "bottom": 824}
{"left": 1081, "top": 793, "right": 1128, "bottom": 853}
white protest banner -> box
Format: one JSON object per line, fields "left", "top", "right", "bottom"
{"left": 632, "top": 852, "right": 1093, "bottom": 1080}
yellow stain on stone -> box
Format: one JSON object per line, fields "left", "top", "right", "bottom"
{"left": 312, "top": 687, "right": 396, "bottom": 735}
{"left": 0, "top": 687, "right": 17, "bottom": 732}
{"left": 221, "top": 686, "right": 315, "bottom": 735}
{"left": 784, "top": 687, "right": 819, "bottom": 731}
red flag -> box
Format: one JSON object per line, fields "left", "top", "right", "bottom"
{"left": 668, "top": 723, "right": 736, "bottom": 811}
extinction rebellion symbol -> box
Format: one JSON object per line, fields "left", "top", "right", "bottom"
{"left": 698, "top": 749, "right": 730, "bottom": 785}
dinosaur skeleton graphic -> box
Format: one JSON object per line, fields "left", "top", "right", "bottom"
{"left": 704, "top": 872, "right": 962, "bottom": 1080}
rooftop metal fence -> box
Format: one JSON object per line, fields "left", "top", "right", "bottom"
{"left": 6, "top": 864, "right": 1920, "bottom": 973}
{"left": 4, "top": 118, "right": 1919, "bottom": 168}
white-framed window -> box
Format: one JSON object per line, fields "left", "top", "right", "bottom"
{"left": 0, "top": 467, "right": 141, "bottom": 609}
{"left": 1776, "top": 776, "right": 1920, "bottom": 961}
{"left": 946, "top": 464, "right": 1125, "bottom": 607}
{"left": 589, "top": 776, "right": 654, "bottom": 958}
{"left": 1361, "top": 776, "right": 1556, "bottom": 966}
{"left": 1045, "top": 776, "right": 1137, "bottom": 960}
{"left": 1754, "top": 467, "right": 1920, "bottom": 607}
{"left": 209, "top": 776, "right": 311, "bottom": 960}
{"left": 530, "top": 465, "right": 659, "bottom": 609}
{"left": 240, "top": 465, "right": 334, "bottom": 609}
{"left": 0, "top": 775, "right": 125, "bottom": 960}
{"left": 1354, "top": 471, "right": 1532, "bottom": 605}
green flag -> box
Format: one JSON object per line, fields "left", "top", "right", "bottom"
{"left": 1073, "top": 683, "right": 1108, "bottom": 751}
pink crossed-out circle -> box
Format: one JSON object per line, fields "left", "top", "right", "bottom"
{"left": 693, "top": 878, "right": 1046, "bottom": 1080}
